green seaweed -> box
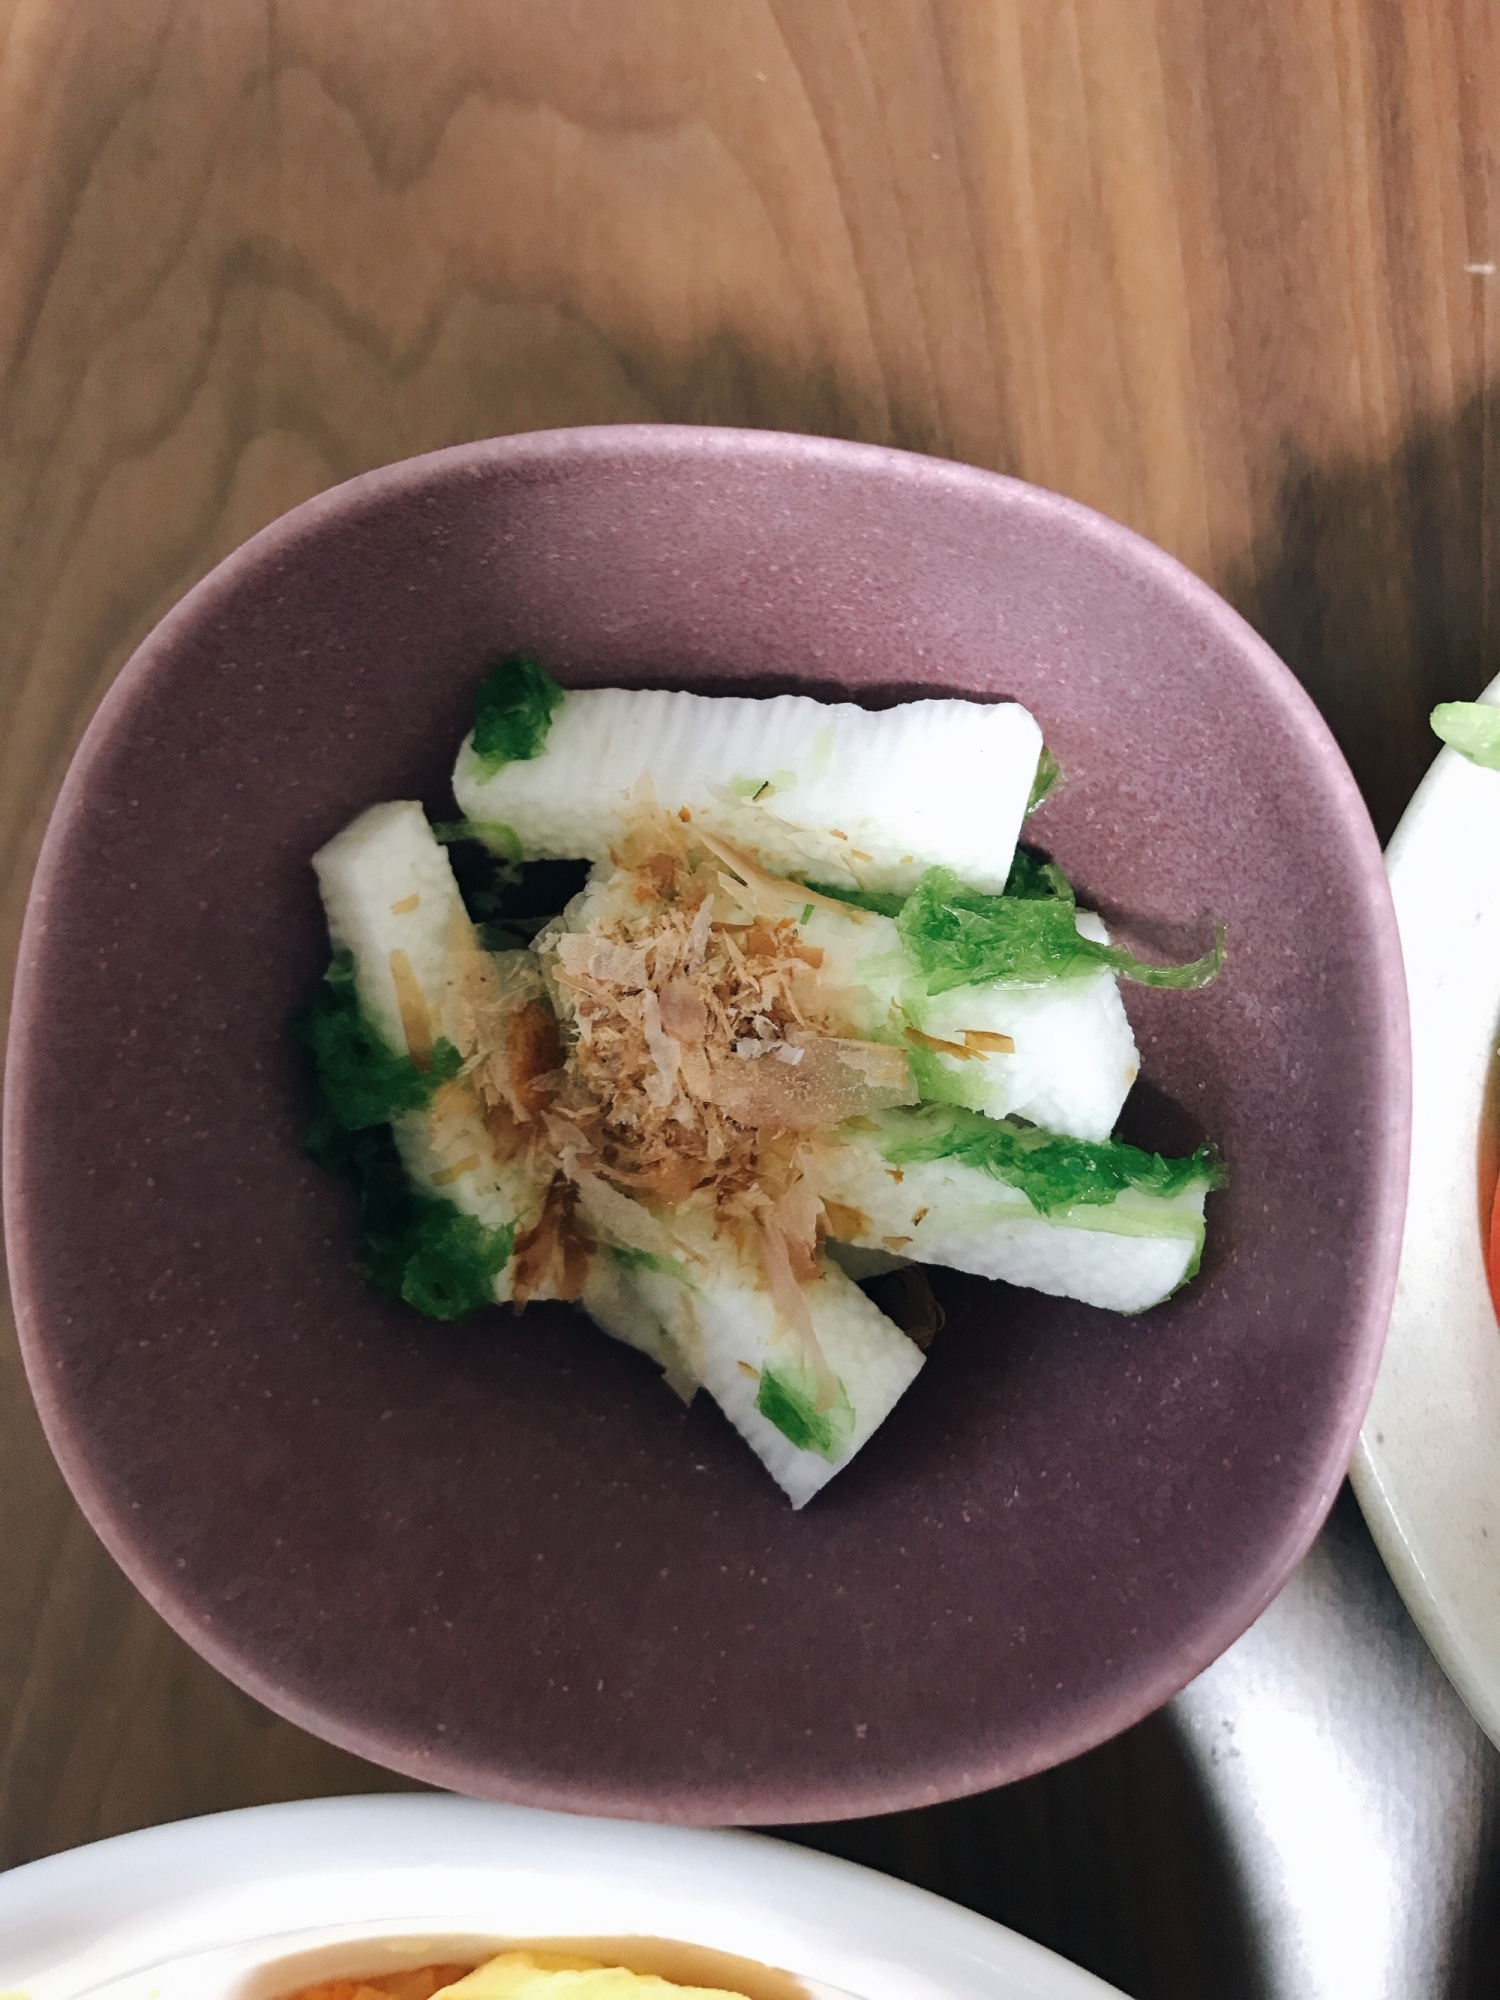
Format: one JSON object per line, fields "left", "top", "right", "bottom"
{"left": 304, "top": 1108, "right": 514, "bottom": 1319}
{"left": 397, "top": 1205, "right": 517, "bottom": 1319}
{"left": 470, "top": 653, "right": 566, "bottom": 777}
{"left": 755, "top": 1363, "right": 855, "bottom": 1460}
{"left": 293, "top": 953, "right": 461, "bottom": 1130}
{"left": 873, "top": 1103, "right": 1225, "bottom": 1219}
{"left": 297, "top": 957, "right": 509, "bottom": 1319}
{"left": 897, "top": 865, "right": 1226, "bottom": 996}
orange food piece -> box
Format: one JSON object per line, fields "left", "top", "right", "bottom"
{"left": 1487, "top": 1173, "right": 1500, "bottom": 1323}
{"left": 962, "top": 1028, "right": 1016, "bottom": 1054}
{"left": 819, "top": 1198, "right": 870, "bottom": 1244}
{"left": 904, "top": 1026, "right": 981, "bottom": 1062}
{"left": 511, "top": 1173, "right": 591, "bottom": 1305}
{"left": 390, "top": 947, "right": 436, "bottom": 1069}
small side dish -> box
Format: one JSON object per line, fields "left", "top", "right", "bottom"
{"left": 4, "top": 425, "right": 1407, "bottom": 1814}
{"left": 300, "top": 659, "right": 1224, "bottom": 1505}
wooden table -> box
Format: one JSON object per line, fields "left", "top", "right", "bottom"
{"left": 2, "top": 5, "right": 1496, "bottom": 1994}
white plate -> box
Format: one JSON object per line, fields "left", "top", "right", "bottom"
{"left": 1351, "top": 672, "right": 1500, "bottom": 1744}
{"left": 0, "top": 1794, "right": 1124, "bottom": 2000}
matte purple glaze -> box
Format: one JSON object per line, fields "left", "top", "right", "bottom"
{"left": 3, "top": 428, "right": 1409, "bottom": 1823}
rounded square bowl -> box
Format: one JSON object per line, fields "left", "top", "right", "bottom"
{"left": 3, "top": 426, "right": 1408, "bottom": 1820}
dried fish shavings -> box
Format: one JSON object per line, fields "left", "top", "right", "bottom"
{"left": 510, "top": 1173, "right": 593, "bottom": 1306}
{"left": 500, "top": 810, "right": 928, "bottom": 1404}
{"left": 440, "top": 927, "right": 559, "bottom": 1122}
{"left": 704, "top": 1033, "right": 917, "bottom": 1132}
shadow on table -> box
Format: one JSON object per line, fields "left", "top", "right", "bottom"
{"left": 1219, "top": 380, "right": 1500, "bottom": 845}
{"left": 771, "top": 1714, "right": 1265, "bottom": 2000}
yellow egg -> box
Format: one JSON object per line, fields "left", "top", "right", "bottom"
{"left": 430, "top": 1951, "right": 750, "bottom": 2000}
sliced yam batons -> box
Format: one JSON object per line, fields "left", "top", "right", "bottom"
{"left": 813, "top": 1115, "right": 1216, "bottom": 1315}
{"left": 311, "top": 800, "right": 557, "bottom": 1301}
{"left": 454, "top": 685, "right": 1043, "bottom": 898}
{"left": 596, "top": 1216, "right": 924, "bottom": 1508}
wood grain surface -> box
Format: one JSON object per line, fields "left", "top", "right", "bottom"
{"left": 1, "top": 2, "right": 1496, "bottom": 1992}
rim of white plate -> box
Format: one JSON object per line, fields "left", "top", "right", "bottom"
{"left": 1351, "top": 670, "right": 1500, "bottom": 1748}
{"left": 0, "top": 1794, "right": 1125, "bottom": 2000}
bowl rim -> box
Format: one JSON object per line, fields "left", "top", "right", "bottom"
{"left": 3, "top": 423, "right": 1411, "bottom": 1818}
{"left": 0, "top": 1793, "right": 1126, "bottom": 2000}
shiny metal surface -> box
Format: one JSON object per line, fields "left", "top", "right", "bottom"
{"left": 783, "top": 1485, "right": 1500, "bottom": 1998}
{"left": 1171, "top": 1485, "right": 1500, "bottom": 1998}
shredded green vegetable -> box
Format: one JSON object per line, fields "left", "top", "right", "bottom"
{"left": 304, "top": 1106, "right": 515, "bottom": 1319}
{"left": 897, "top": 865, "right": 1226, "bottom": 995}
{"left": 294, "top": 952, "right": 461, "bottom": 1130}
{"left": 610, "top": 1245, "right": 689, "bottom": 1280}
{"left": 1432, "top": 701, "right": 1500, "bottom": 771}
{"left": 470, "top": 654, "right": 566, "bottom": 777}
{"left": 297, "top": 958, "right": 509, "bottom": 1317}
{"left": 755, "top": 1363, "right": 855, "bottom": 1460}
{"left": 900, "top": 1042, "right": 976, "bottom": 1109}
{"left": 429, "top": 817, "right": 524, "bottom": 862}
{"left": 1026, "top": 745, "right": 1063, "bottom": 813}
{"left": 801, "top": 879, "right": 909, "bottom": 918}
{"left": 398, "top": 1206, "right": 516, "bottom": 1318}
{"left": 1002, "top": 846, "right": 1073, "bottom": 901}
{"left": 873, "top": 1103, "right": 1225, "bottom": 1218}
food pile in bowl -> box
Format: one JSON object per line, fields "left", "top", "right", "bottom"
{"left": 302, "top": 659, "right": 1224, "bottom": 1506}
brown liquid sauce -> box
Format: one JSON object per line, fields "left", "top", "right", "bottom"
{"left": 281, "top": 1970, "right": 475, "bottom": 2000}
{"left": 275, "top": 1939, "right": 811, "bottom": 2000}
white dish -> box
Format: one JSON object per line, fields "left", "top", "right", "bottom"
{"left": 0, "top": 1794, "right": 1124, "bottom": 2000}
{"left": 1351, "top": 671, "right": 1500, "bottom": 1745}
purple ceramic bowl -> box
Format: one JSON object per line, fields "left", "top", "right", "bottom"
{"left": 3, "top": 427, "right": 1408, "bottom": 1822}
